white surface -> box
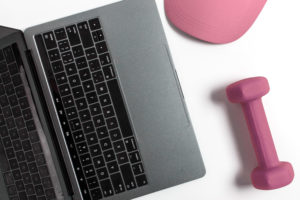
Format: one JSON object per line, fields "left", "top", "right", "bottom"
{"left": 1, "top": 0, "right": 300, "bottom": 199}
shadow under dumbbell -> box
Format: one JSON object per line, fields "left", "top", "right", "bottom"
{"left": 211, "top": 86, "right": 257, "bottom": 188}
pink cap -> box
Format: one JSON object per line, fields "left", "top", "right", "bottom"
{"left": 165, "top": 0, "right": 267, "bottom": 44}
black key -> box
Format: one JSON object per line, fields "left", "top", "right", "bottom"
{"left": 66, "top": 107, "right": 77, "bottom": 120}
{"left": 58, "top": 40, "right": 70, "bottom": 52}
{"left": 95, "top": 81, "right": 108, "bottom": 96}
{"left": 124, "top": 137, "right": 137, "bottom": 152}
{"left": 54, "top": 28, "right": 67, "bottom": 41}
{"left": 16, "top": 151, "right": 25, "bottom": 161}
{"left": 41, "top": 177, "right": 53, "bottom": 189}
{"left": 0, "top": 114, "right": 5, "bottom": 125}
{"left": 92, "top": 30, "right": 104, "bottom": 42}
{"left": 136, "top": 174, "right": 148, "bottom": 187}
{"left": 90, "top": 188, "right": 102, "bottom": 200}
{"left": 106, "top": 117, "right": 118, "bottom": 130}
{"left": 102, "top": 65, "right": 116, "bottom": 80}
{"left": 100, "top": 138, "right": 112, "bottom": 151}
{"left": 62, "top": 95, "right": 74, "bottom": 108}
{"left": 29, "top": 131, "right": 39, "bottom": 143}
{"left": 32, "top": 173, "right": 41, "bottom": 185}
{"left": 75, "top": 57, "right": 88, "bottom": 69}
{"left": 90, "top": 103, "right": 102, "bottom": 116}
{"left": 35, "top": 185, "right": 44, "bottom": 196}
{"left": 62, "top": 51, "right": 74, "bottom": 64}
{"left": 19, "top": 191, "right": 28, "bottom": 200}
{"left": 0, "top": 84, "right": 5, "bottom": 95}
{"left": 89, "top": 144, "right": 101, "bottom": 157}
{"left": 36, "top": 154, "right": 46, "bottom": 166}
{"left": 100, "top": 179, "right": 114, "bottom": 197}
{"left": 15, "top": 117, "right": 25, "bottom": 129}
{"left": 59, "top": 84, "right": 71, "bottom": 96}
{"left": 99, "top": 94, "right": 111, "bottom": 107}
{"left": 77, "top": 142, "right": 88, "bottom": 154}
{"left": 103, "top": 149, "right": 115, "bottom": 162}
{"left": 74, "top": 130, "right": 85, "bottom": 143}
{"left": 3, "top": 137, "right": 12, "bottom": 148}
{"left": 111, "top": 173, "right": 125, "bottom": 194}
{"left": 107, "top": 161, "right": 119, "bottom": 174}
{"left": 82, "top": 121, "right": 94, "bottom": 134}
{"left": 55, "top": 72, "right": 67, "bottom": 85}
{"left": 3, "top": 172, "right": 14, "bottom": 185}
{"left": 93, "top": 114, "right": 105, "bottom": 127}
{"left": 51, "top": 60, "right": 64, "bottom": 73}
{"left": 6, "top": 147, "right": 15, "bottom": 159}
{"left": 109, "top": 129, "right": 122, "bottom": 141}
{"left": 77, "top": 22, "right": 93, "bottom": 48}
{"left": 18, "top": 128, "right": 28, "bottom": 140}
{"left": 80, "top": 154, "right": 92, "bottom": 166}
{"left": 3, "top": 46, "right": 15, "bottom": 64}
{"left": 16, "top": 179, "right": 25, "bottom": 191}
{"left": 120, "top": 164, "right": 137, "bottom": 190}
{"left": 48, "top": 49, "right": 60, "bottom": 62}
{"left": 19, "top": 97, "right": 30, "bottom": 109}
{"left": 0, "top": 140, "right": 10, "bottom": 171}
{"left": 89, "top": 59, "right": 101, "bottom": 72}
{"left": 69, "top": 75, "right": 81, "bottom": 87}
{"left": 22, "top": 140, "right": 32, "bottom": 151}
{"left": 45, "top": 188, "right": 56, "bottom": 200}
{"left": 28, "top": 162, "right": 38, "bottom": 173}
{"left": 28, "top": 196, "right": 37, "bottom": 200}
{"left": 69, "top": 118, "right": 81, "bottom": 131}
{"left": 89, "top": 18, "right": 101, "bottom": 31}
{"left": 32, "top": 143, "right": 43, "bottom": 154}
{"left": 96, "top": 127, "right": 108, "bottom": 139}
{"left": 66, "top": 25, "right": 81, "bottom": 46}
{"left": 7, "top": 185, "right": 17, "bottom": 195}
{"left": 0, "top": 95, "right": 9, "bottom": 107}
{"left": 2, "top": 72, "right": 11, "bottom": 84}
{"left": 5, "top": 83, "right": 15, "bottom": 95}
{"left": 79, "top": 68, "right": 91, "bottom": 81}
{"left": 86, "top": 92, "right": 98, "bottom": 104}
{"left": 92, "top": 71, "right": 104, "bottom": 83}
{"left": 7, "top": 117, "right": 16, "bottom": 129}
{"left": 8, "top": 63, "right": 19, "bottom": 75}
{"left": 23, "top": 173, "right": 32, "bottom": 184}
{"left": 99, "top": 53, "right": 111, "bottom": 66}
{"left": 75, "top": 98, "right": 88, "bottom": 110}
{"left": 9, "top": 158, "right": 19, "bottom": 169}
{"left": 13, "top": 140, "right": 22, "bottom": 151}
{"left": 38, "top": 165, "right": 49, "bottom": 178}
{"left": 65, "top": 63, "right": 77, "bottom": 75}
{"left": 87, "top": 176, "right": 99, "bottom": 189}
{"left": 97, "top": 167, "right": 108, "bottom": 180}
{"left": 95, "top": 41, "right": 108, "bottom": 54}
{"left": 83, "top": 165, "right": 96, "bottom": 178}
{"left": 129, "top": 151, "right": 141, "bottom": 164}
{"left": 113, "top": 140, "right": 125, "bottom": 153}
{"left": 19, "top": 162, "right": 29, "bottom": 172}
{"left": 43, "top": 32, "right": 57, "bottom": 50}
{"left": 86, "top": 48, "right": 97, "bottom": 60}
{"left": 93, "top": 156, "right": 105, "bottom": 168}
{"left": 0, "top": 126, "right": 8, "bottom": 137}
{"left": 9, "top": 95, "right": 19, "bottom": 106}
{"left": 82, "top": 80, "right": 95, "bottom": 93}
{"left": 0, "top": 62, "right": 8, "bottom": 73}
{"left": 86, "top": 133, "right": 98, "bottom": 145}
{"left": 15, "top": 86, "right": 26, "bottom": 98}
{"left": 116, "top": 152, "right": 129, "bottom": 165}
{"left": 72, "top": 45, "right": 84, "bottom": 58}
{"left": 107, "top": 79, "right": 134, "bottom": 138}
{"left": 103, "top": 106, "right": 114, "bottom": 118}
{"left": 26, "top": 120, "right": 36, "bottom": 131}
{"left": 25, "top": 151, "right": 35, "bottom": 162}
{"left": 72, "top": 86, "right": 84, "bottom": 98}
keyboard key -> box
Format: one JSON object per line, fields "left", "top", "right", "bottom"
{"left": 106, "top": 117, "right": 118, "bottom": 130}
{"left": 92, "top": 30, "right": 104, "bottom": 42}
{"left": 75, "top": 98, "right": 88, "bottom": 110}
{"left": 93, "top": 114, "right": 105, "bottom": 127}
{"left": 69, "top": 118, "right": 81, "bottom": 131}
{"left": 7, "top": 185, "right": 17, "bottom": 195}
{"left": 89, "top": 103, "right": 101, "bottom": 116}
{"left": 129, "top": 151, "right": 141, "bottom": 164}
{"left": 82, "top": 121, "right": 95, "bottom": 134}
{"left": 111, "top": 173, "right": 125, "bottom": 194}
{"left": 15, "top": 86, "right": 26, "bottom": 98}
{"left": 29, "top": 131, "right": 39, "bottom": 143}
{"left": 15, "top": 117, "right": 25, "bottom": 129}
{"left": 3, "top": 47, "right": 15, "bottom": 64}
{"left": 55, "top": 28, "right": 67, "bottom": 41}
{"left": 32, "top": 173, "right": 41, "bottom": 185}
{"left": 43, "top": 32, "right": 57, "bottom": 50}
{"left": 95, "top": 41, "right": 108, "bottom": 54}
{"left": 2, "top": 72, "right": 11, "bottom": 84}
{"left": 83, "top": 165, "right": 96, "bottom": 178}
{"left": 75, "top": 57, "right": 88, "bottom": 69}
{"left": 6, "top": 147, "right": 15, "bottom": 159}
{"left": 86, "top": 133, "right": 98, "bottom": 145}
{"left": 109, "top": 129, "right": 122, "bottom": 141}
{"left": 19, "top": 128, "right": 28, "bottom": 140}
{"left": 26, "top": 120, "right": 36, "bottom": 131}
{"left": 59, "top": 84, "right": 71, "bottom": 96}
{"left": 120, "top": 164, "right": 136, "bottom": 190}
{"left": 96, "top": 127, "right": 108, "bottom": 139}
{"left": 103, "top": 105, "right": 114, "bottom": 118}
{"left": 107, "top": 161, "right": 119, "bottom": 174}
{"left": 66, "top": 25, "right": 81, "bottom": 46}
{"left": 48, "top": 49, "right": 60, "bottom": 62}
{"left": 72, "top": 45, "right": 84, "bottom": 58}
{"left": 25, "top": 151, "right": 35, "bottom": 162}
{"left": 90, "top": 188, "right": 102, "bottom": 200}
{"left": 72, "top": 86, "right": 84, "bottom": 99}
{"left": 89, "top": 18, "right": 101, "bottom": 31}
{"left": 41, "top": 177, "right": 53, "bottom": 189}
{"left": 66, "top": 107, "right": 77, "bottom": 120}
{"left": 82, "top": 80, "right": 95, "bottom": 93}
{"left": 136, "top": 174, "right": 148, "bottom": 187}
{"left": 35, "top": 184, "right": 44, "bottom": 196}
{"left": 80, "top": 154, "right": 92, "bottom": 166}
{"left": 36, "top": 154, "right": 46, "bottom": 166}
{"left": 87, "top": 176, "right": 99, "bottom": 189}
{"left": 73, "top": 130, "right": 85, "bottom": 143}
{"left": 89, "top": 144, "right": 101, "bottom": 157}
{"left": 116, "top": 152, "right": 129, "bottom": 165}
{"left": 62, "top": 51, "right": 74, "bottom": 64}
{"left": 89, "top": 59, "right": 101, "bottom": 72}
{"left": 0, "top": 62, "right": 8, "bottom": 73}
{"left": 23, "top": 173, "right": 32, "bottom": 184}
{"left": 93, "top": 156, "right": 105, "bottom": 169}
{"left": 28, "top": 162, "right": 38, "bottom": 173}
{"left": 55, "top": 72, "right": 67, "bottom": 85}
{"left": 32, "top": 143, "right": 43, "bottom": 154}
{"left": 100, "top": 179, "right": 114, "bottom": 197}
{"left": 77, "top": 22, "right": 93, "bottom": 49}
{"left": 97, "top": 167, "right": 108, "bottom": 180}
{"left": 0, "top": 95, "right": 9, "bottom": 107}
{"left": 99, "top": 94, "right": 111, "bottom": 107}
{"left": 79, "top": 68, "right": 91, "bottom": 81}
{"left": 0, "top": 114, "right": 6, "bottom": 126}
{"left": 19, "top": 97, "right": 29, "bottom": 109}
{"left": 9, "top": 158, "right": 19, "bottom": 169}
{"left": 45, "top": 188, "right": 56, "bottom": 200}
{"left": 9, "top": 95, "right": 19, "bottom": 107}
{"left": 103, "top": 150, "right": 115, "bottom": 162}
{"left": 100, "top": 138, "right": 112, "bottom": 151}
{"left": 62, "top": 95, "right": 75, "bottom": 108}
{"left": 38, "top": 165, "right": 49, "bottom": 178}
{"left": 86, "top": 92, "right": 98, "bottom": 104}
{"left": 92, "top": 71, "right": 104, "bottom": 83}
{"left": 3, "top": 172, "right": 14, "bottom": 185}
{"left": 58, "top": 40, "right": 70, "bottom": 52}
{"left": 65, "top": 63, "right": 77, "bottom": 76}
{"left": 99, "top": 53, "right": 111, "bottom": 66}
{"left": 113, "top": 140, "right": 125, "bottom": 153}
{"left": 69, "top": 75, "right": 81, "bottom": 87}
{"left": 77, "top": 142, "right": 88, "bottom": 154}
{"left": 124, "top": 137, "right": 137, "bottom": 152}
{"left": 86, "top": 48, "right": 97, "bottom": 60}
{"left": 8, "top": 63, "right": 19, "bottom": 75}
{"left": 19, "top": 162, "right": 29, "bottom": 172}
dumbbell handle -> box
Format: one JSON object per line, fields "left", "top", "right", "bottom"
{"left": 242, "top": 99, "right": 279, "bottom": 168}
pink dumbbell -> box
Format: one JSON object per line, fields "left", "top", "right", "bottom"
{"left": 226, "top": 77, "right": 294, "bottom": 190}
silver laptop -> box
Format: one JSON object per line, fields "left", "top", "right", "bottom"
{"left": 0, "top": 0, "right": 205, "bottom": 199}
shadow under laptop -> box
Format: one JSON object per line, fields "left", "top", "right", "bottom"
{"left": 211, "top": 86, "right": 257, "bottom": 188}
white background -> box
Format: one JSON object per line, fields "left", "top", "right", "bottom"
{"left": 1, "top": 0, "right": 300, "bottom": 199}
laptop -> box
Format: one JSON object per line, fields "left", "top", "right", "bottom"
{"left": 0, "top": 0, "right": 205, "bottom": 199}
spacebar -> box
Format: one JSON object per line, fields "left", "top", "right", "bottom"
{"left": 107, "top": 79, "right": 133, "bottom": 138}
{"left": 0, "top": 140, "right": 10, "bottom": 172}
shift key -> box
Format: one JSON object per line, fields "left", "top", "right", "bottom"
{"left": 120, "top": 164, "right": 136, "bottom": 190}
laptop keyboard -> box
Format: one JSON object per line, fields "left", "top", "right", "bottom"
{"left": 0, "top": 44, "right": 56, "bottom": 200}
{"left": 35, "top": 18, "right": 147, "bottom": 199}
